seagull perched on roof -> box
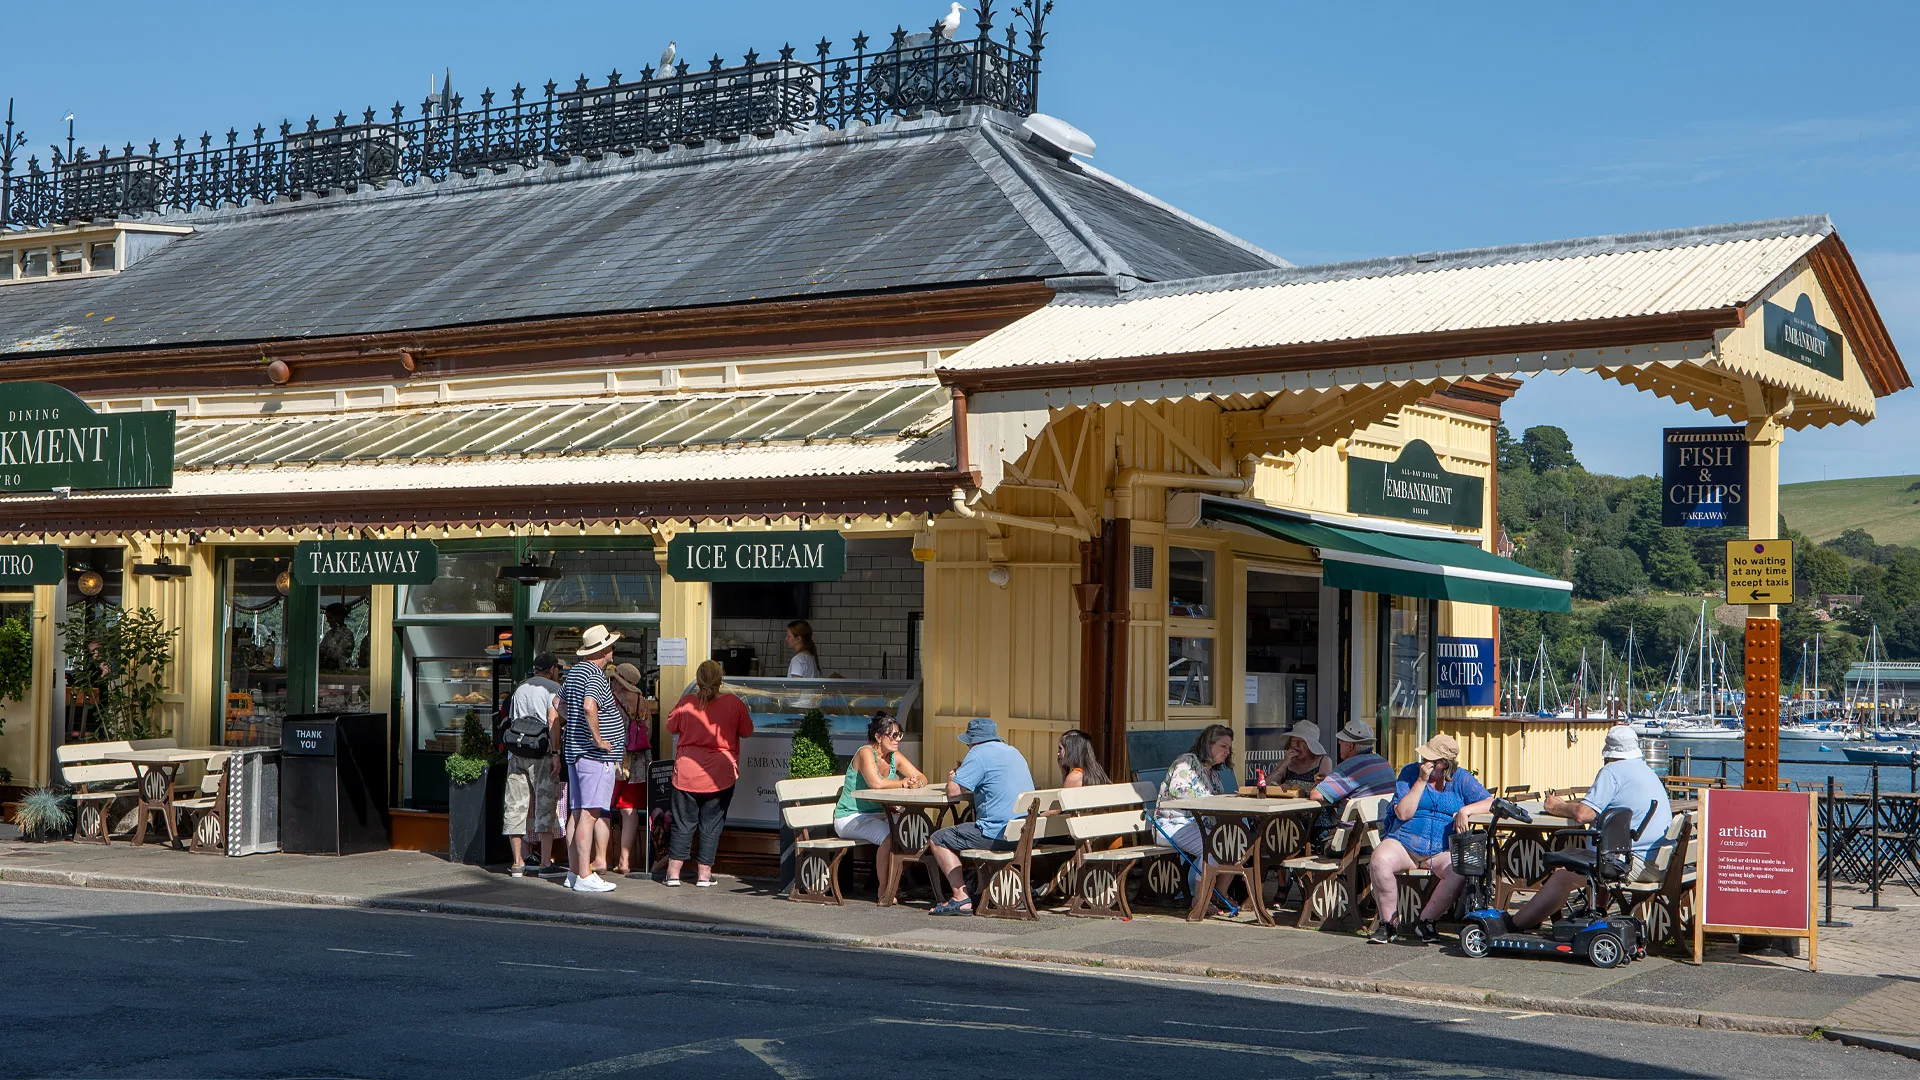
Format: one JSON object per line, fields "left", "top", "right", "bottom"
{"left": 658, "top": 41, "right": 677, "bottom": 73}
{"left": 937, "top": 3, "right": 965, "bottom": 39}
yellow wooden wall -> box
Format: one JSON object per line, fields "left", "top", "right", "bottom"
{"left": 1440, "top": 718, "right": 1613, "bottom": 795}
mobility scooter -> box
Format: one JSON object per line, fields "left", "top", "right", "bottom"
{"left": 1453, "top": 798, "right": 1652, "bottom": 968}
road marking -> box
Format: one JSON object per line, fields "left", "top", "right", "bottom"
{"left": 519, "top": 1024, "right": 860, "bottom": 1080}
{"left": 500, "top": 961, "right": 643, "bottom": 975}
{"left": 1506, "top": 1012, "right": 1550, "bottom": 1020}
{"left": 736, "top": 1038, "right": 813, "bottom": 1079}
{"left": 1165, "top": 1019, "right": 1363, "bottom": 1035}
{"left": 908, "top": 999, "right": 1030, "bottom": 1012}
{"left": 690, "top": 979, "right": 797, "bottom": 992}
{"left": 168, "top": 934, "right": 246, "bottom": 944}
{"left": 877, "top": 1018, "right": 1517, "bottom": 1077}
{"left": 328, "top": 947, "right": 413, "bottom": 957}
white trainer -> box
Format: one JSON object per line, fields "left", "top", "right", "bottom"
{"left": 564, "top": 872, "right": 579, "bottom": 890}
{"left": 577, "top": 874, "right": 617, "bottom": 893}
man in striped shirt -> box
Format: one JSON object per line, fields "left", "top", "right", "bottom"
{"left": 558, "top": 625, "right": 627, "bottom": 893}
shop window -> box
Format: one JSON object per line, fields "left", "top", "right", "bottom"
{"left": 315, "top": 586, "right": 373, "bottom": 714}
{"left": 1169, "top": 636, "right": 1214, "bottom": 707}
{"left": 21, "top": 249, "right": 48, "bottom": 278}
{"left": 88, "top": 241, "right": 115, "bottom": 271}
{"left": 401, "top": 548, "right": 516, "bottom": 616}
{"left": 530, "top": 548, "right": 661, "bottom": 616}
{"left": 0, "top": 251, "right": 13, "bottom": 279}
{"left": 1388, "top": 595, "right": 1431, "bottom": 727}
{"left": 52, "top": 246, "right": 84, "bottom": 275}
{"left": 1168, "top": 547, "right": 1213, "bottom": 618}
{"left": 221, "top": 556, "right": 290, "bottom": 746}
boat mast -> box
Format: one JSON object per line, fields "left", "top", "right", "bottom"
{"left": 1625, "top": 625, "right": 1636, "bottom": 717}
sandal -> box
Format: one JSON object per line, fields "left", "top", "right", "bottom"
{"left": 929, "top": 898, "right": 974, "bottom": 916}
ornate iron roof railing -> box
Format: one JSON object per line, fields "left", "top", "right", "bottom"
{"left": 0, "top": 1, "right": 1049, "bottom": 231}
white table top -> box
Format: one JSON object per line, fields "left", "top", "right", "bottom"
{"left": 1159, "top": 795, "right": 1319, "bottom": 814}
{"left": 852, "top": 787, "right": 964, "bottom": 807}
{"left": 102, "top": 749, "right": 226, "bottom": 765}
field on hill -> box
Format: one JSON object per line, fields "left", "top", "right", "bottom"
{"left": 1780, "top": 474, "right": 1920, "bottom": 546}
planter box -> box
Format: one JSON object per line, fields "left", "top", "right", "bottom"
{"left": 447, "top": 764, "right": 509, "bottom": 866}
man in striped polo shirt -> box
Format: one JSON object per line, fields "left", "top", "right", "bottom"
{"left": 559, "top": 624, "right": 628, "bottom": 893}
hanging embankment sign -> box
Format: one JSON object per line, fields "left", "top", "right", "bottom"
{"left": 0, "top": 382, "right": 174, "bottom": 493}
{"left": 666, "top": 531, "right": 847, "bottom": 582}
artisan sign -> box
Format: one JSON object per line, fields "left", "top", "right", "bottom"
{"left": 1725, "top": 539, "right": 1794, "bottom": 605}
{"left": 0, "top": 544, "right": 64, "bottom": 587}
{"left": 1694, "top": 788, "right": 1817, "bottom": 967}
{"left": 1662, "top": 427, "right": 1749, "bottom": 527}
{"left": 292, "top": 540, "right": 439, "bottom": 585}
{"left": 0, "top": 381, "right": 174, "bottom": 493}
{"left": 1762, "top": 293, "right": 1844, "bottom": 380}
{"left": 667, "top": 531, "right": 847, "bottom": 582}
{"left": 1436, "top": 636, "right": 1497, "bottom": 707}
{"left": 1347, "top": 440, "right": 1483, "bottom": 528}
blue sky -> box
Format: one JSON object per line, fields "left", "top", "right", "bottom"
{"left": 5, "top": 1, "right": 1914, "bottom": 484}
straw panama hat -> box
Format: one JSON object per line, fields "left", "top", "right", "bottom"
{"left": 576, "top": 624, "right": 622, "bottom": 656}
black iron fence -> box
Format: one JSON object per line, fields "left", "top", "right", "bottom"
{"left": 0, "top": 1, "right": 1049, "bottom": 230}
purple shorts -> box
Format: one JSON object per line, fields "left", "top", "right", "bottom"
{"left": 566, "top": 758, "right": 617, "bottom": 813}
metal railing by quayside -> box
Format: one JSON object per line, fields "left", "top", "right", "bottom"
{"left": 0, "top": 0, "right": 1051, "bottom": 230}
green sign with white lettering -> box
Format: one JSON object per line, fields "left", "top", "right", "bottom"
{"left": 666, "top": 531, "right": 847, "bottom": 582}
{"left": 0, "top": 544, "right": 64, "bottom": 586}
{"left": 293, "top": 540, "right": 440, "bottom": 585}
{"left": 1347, "top": 439, "right": 1484, "bottom": 528}
{"left": 0, "top": 382, "right": 174, "bottom": 493}
{"left": 1762, "top": 293, "right": 1845, "bottom": 380}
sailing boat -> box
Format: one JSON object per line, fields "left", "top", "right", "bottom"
{"left": 1845, "top": 625, "right": 1918, "bottom": 760}
{"left": 1655, "top": 602, "right": 1742, "bottom": 740}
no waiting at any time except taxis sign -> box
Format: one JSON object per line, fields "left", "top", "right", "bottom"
{"left": 1725, "top": 539, "right": 1795, "bottom": 605}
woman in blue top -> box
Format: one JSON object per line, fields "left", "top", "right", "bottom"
{"left": 1366, "top": 734, "right": 1492, "bottom": 945}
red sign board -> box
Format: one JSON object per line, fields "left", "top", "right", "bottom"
{"left": 1695, "top": 788, "right": 1818, "bottom": 966}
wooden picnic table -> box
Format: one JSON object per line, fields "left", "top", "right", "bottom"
{"left": 1158, "top": 795, "right": 1320, "bottom": 925}
{"left": 851, "top": 787, "right": 971, "bottom": 907}
{"left": 101, "top": 748, "right": 227, "bottom": 849}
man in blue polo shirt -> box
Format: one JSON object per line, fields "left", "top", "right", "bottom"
{"left": 927, "top": 718, "right": 1035, "bottom": 916}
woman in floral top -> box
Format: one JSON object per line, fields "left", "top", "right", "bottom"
{"left": 1154, "top": 724, "right": 1235, "bottom": 895}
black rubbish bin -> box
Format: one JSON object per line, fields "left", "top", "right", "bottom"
{"left": 279, "top": 713, "right": 390, "bottom": 855}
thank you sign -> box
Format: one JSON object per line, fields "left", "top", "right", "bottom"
{"left": 0, "top": 544, "right": 63, "bottom": 586}
{"left": 293, "top": 540, "right": 439, "bottom": 585}
{"left": 667, "top": 531, "right": 847, "bottom": 582}
{"left": 0, "top": 381, "right": 174, "bottom": 493}
{"left": 1347, "top": 440, "right": 1483, "bottom": 528}
{"left": 1662, "top": 427, "right": 1749, "bottom": 527}
{"left": 1436, "top": 636, "right": 1496, "bottom": 707}
{"left": 1763, "top": 294, "right": 1844, "bottom": 380}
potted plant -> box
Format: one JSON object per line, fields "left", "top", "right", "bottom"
{"left": 10, "top": 788, "right": 72, "bottom": 842}
{"left": 779, "top": 708, "right": 840, "bottom": 891}
{"left": 62, "top": 605, "right": 177, "bottom": 741}
{"left": 445, "top": 710, "right": 507, "bottom": 865}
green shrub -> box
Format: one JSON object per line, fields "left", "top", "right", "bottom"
{"left": 787, "top": 708, "right": 837, "bottom": 778}
{"left": 444, "top": 710, "right": 501, "bottom": 787}
{"left": 11, "top": 788, "right": 71, "bottom": 838}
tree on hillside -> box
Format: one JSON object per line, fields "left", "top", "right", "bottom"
{"left": 1645, "top": 530, "right": 1706, "bottom": 593}
{"left": 1522, "top": 425, "right": 1580, "bottom": 473}
{"left": 1892, "top": 604, "right": 1920, "bottom": 661}
{"left": 1575, "top": 546, "right": 1649, "bottom": 600}
{"left": 1824, "top": 528, "right": 1878, "bottom": 561}
{"left": 1885, "top": 549, "right": 1920, "bottom": 611}
{"left": 1495, "top": 422, "right": 1529, "bottom": 473}
{"left": 1801, "top": 544, "right": 1854, "bottom": 598}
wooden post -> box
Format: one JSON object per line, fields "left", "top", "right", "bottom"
{"left": 1742, "top": 393, "right": 1788, "bottom": 792}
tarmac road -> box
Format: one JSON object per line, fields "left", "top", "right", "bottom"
{"left": 3, "top": 883, "right": 1913, "bottom": 1080}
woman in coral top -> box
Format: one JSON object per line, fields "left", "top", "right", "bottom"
{"left": 663, "top": 659, "right": 754, "bottom": 887}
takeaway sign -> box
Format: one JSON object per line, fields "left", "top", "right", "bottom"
{"left": 0, "top": 381, "right": 174, "bottom": 493}
{"left": 1662, "top": 427, "right": 1748, "bottom": 528}
{"left": 667, "top": 531, "right": 847, "bottom": 582}
{"left": 293, "top": 540, "right": 440, "bottom": 585}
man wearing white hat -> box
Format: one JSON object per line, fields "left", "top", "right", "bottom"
{"left": 556, "top": 624, "right": 628, "bottom": 893}
{"left": 1509, "top": 725, "right": 1673, "bottom": 931}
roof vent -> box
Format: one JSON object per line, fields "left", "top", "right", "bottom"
{"left": 1021, "top": 114, "right": 1095, "bottom": 160}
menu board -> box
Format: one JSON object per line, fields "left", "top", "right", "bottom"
{"left": 1694, "top": 787, "right": 1817, "bottom": 967}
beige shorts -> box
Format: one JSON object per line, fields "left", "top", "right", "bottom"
{"left": 503, "top": 754, "right": 561, "bottom": 836}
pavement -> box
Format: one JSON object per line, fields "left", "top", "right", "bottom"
{"left": 4, "top": 832, "right": 1917, "bottom": 1052}
{"left": 8, "top": 883, "right": 1919, "bottom": 1079}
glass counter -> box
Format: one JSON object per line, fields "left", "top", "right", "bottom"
{"left": 674, "top": 676, "right": 923, "bottom": 829}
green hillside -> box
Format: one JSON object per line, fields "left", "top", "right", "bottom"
{"left": 1780, "top": 474, "right": 1920, "bottom": 546}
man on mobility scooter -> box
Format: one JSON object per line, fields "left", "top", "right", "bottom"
{"left": 1456, "top": 727, "right": 1673, "bottom": 967}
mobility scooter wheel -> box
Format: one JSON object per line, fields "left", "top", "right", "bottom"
{"left": 1588, "top": 933, "right": 1625, "bottom": 969}
{"left": 1459, "top": 922, "right": 1491, "bottom": 959}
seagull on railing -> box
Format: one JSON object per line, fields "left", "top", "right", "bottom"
{"left": 938, "top": 3, "right": 965, "bottom": 40}
{"left": 659, "top": 41, "right": 677, "bottom": 74}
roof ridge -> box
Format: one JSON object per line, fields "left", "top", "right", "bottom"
{"left": 1098, "top": 214, "right": 1836, "bottom": 303}
{"left": 973, "top": 121, "right": 1141, "bottom": 283}
{"left": 1068, "top": 160, "right": 1292, "bottom": 270}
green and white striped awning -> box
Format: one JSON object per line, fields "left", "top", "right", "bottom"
{"left": 1202, "top": 500, "right": 1572, "bottom": 612}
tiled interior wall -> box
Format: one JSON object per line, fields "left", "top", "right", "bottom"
{"left": 712, "top": 539, "right": 922, "bottom": 680}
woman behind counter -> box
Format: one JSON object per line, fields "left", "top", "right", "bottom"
{"left": 785, "top": 620, "right": 821, "bottom": 679}
{"left": 832, "top": 712, "right": 926, "bottom": 891}
{"left": 664, "top": 660, "right": 754, "bottom": 888}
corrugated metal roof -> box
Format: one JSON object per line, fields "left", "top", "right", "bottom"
{"left": 942, "top": 219, "right": 1830, "bottom": 371}
{"left": 173, "top": 383, "right": 947, "bottom": 468}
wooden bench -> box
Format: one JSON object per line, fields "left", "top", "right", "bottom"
{"left": 55, "top": 741, "right": 137, "bottom": 844}
{"left": 1058, "top": 781, "right": 1173, "bottom": 919}
{"left": 776, "top": 776, "right": 866, "bottom": 906}
{"left": 959, "top": 789, "right": 1072, "bottom": 920}
{"left": 174, "top": 752, "right": 232, "bottom": 855}
{"left": 1609, "top": 811, "right": 1696, "bottom": 953}
{"left": 1281, "top": 795, "right": 1379, "bottom": 931}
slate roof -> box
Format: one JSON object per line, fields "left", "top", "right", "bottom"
{"left": 0, "top": 108, "right": 1284, "bottom": 359}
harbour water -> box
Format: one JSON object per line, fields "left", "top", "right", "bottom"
{"left": 1664, "top": 735, "right": 1918, "bottom": 794}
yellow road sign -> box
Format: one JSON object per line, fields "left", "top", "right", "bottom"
{"left": 1726, "top": 538, "right": 1795, "bottom": 605}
